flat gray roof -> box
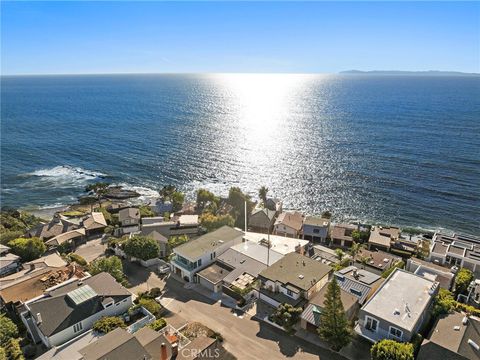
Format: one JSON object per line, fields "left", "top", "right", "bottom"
{"left": 362, "top": 269, "right": 438, "bottom": 332}
{"left": 174, "top": 226, "right": 244, "bottom": 260}
{"left": 230, "top": 241, "right": 283, "bottom": 266}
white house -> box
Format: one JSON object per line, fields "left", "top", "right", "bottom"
{"left": 21, "top": 272, "right": 133, "bottom": 348}
{"left": 170, "top": 226, "right": 244, "bottom": 282}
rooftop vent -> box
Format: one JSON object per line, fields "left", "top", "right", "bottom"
{"left": 393, "top": 309, "right": 400, "bottom": 315}
{"left": 36, "top": 313, "right": 42, "bottom": 324}
{"left": 454, "top": 326, "right": 461, "bottom": 331}
{"left": 298, "top": 275, "right": 304, "bottom": 279}
{"left": 463, "top": 316, "right": 469, "bottom": 325}
{"left": 383, "top": 258, "right": 389, "bottom": 263}
{"left": 468, "top": 339, "right": 480, "bottom": 351}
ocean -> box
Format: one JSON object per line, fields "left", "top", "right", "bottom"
{"left": 1, "top": 73, "right": 479, "bottom": 235}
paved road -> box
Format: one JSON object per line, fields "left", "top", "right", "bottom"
{"left": 160, "top": 277, "right": 348, "bottom": 360}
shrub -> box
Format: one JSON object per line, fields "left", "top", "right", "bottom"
{"left": 0, "top": 346, "right": 5, "bottom": 360}
{"left": 66, "top": 253, "right": 88, "bottom": 266}
{"left": 371, "top": 339, "right": 414, "bottom": 360}
{"left": 139, "top": 205, "right": 155, "bottom": 218}
{"left": 7, "top": 237, "right": 46, "bottom": 262}
{"left": 138, "top": 298, "right": 162, "bottom": 318}
{"left": 271, "top": 303, "right": 303, "bottom": 332}
{"left": 148, "top": 318, "right": 167, "bottom": 331}
{"left": 124, "top": 235, "right": 160, "bottom": 261}
{"left": 93, "top": 316, "right": 126, "bottom": 334}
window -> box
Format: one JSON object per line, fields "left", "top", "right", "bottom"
{"left": 104, "top": 302, "right": 112, "bottom": 308}
{"left": 389, "top": 326, "right": 403, "bottom": 339}
{"left": 365, "top": 316, "right": 378, "bottom": 332}
{"left": 73, "top": 322, "right": 83, "bottom": 333}
{"left": 350, "top": 289, "right": 363, "bottom": 297}
{"left": 198, "top": 259, "right": 202, "bottom": 267}
{"left": 313, "top": 229, "right": 320, "bottom": 234}
{"left": 287, "top": 289, "right": 293, "bottom": 296}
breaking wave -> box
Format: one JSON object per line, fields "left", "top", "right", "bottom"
{"left": 25, "top": 165, "right": 107, "bottom": 180}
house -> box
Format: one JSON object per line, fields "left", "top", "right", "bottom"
{"left": 300, "top": 282, "right": 359, "bottom": 333}
{"left": 170, "top": 226, "right": 244, "bottom": 282}
{"left": 258, "top": 252, "right": 332, "bottom": 308}
{"left": 302, "top": 216, "right": 330, "bottom": 243}
{"left": 45, "top": 228, "right": 86, "bottom": 249}
{"left": 330, "top": 224, "right": 357, "bottom": 248}
{"left": 0, "top": 245, "right": 21, "bottom": 277}
{"left": 355, "top": 268, "right": 439, "bottom": 343}
{"left": 141, "top": 215, "right": 199, "bottom": 239}
{"left": 79, "top": 327, "right": 174, "bottom": 360}
{"left": 248, "top": 208, "right": 276, "bottom": 233}
{"left": 367, "top": 226, "right": 400, "bottom": 251}
{"left": 334, "top": 266, "right": 383, "bottom": 305}
{"left": 428, "top": 233, "right": 480, "bottom": 276}
{"left": 28, "top": 216, "right": 78, "bottom": 240}
{"left": 265, "top": 198, "right": 282, "bottom": 212}
{"left": 1, "top": 264, "right": 86, "bottom": 315}
{"left": 196, "top": 241, "right": 283, "bottom": 296}
{"left": 273, "top": 211, "right": 304, "bottom": 238}
{"left": 307, "top": 244, "right": 349, "bottom": 266}
{"left": 1, "top": 252, "right": 68, "bottom": 288}
{"left": 243, "top": 231, "right": 309, "bottom": 255}
{"left": 82, "top": 212, "right": 107, "bottom": 237}
{"left": 21, "top": 272, "right": 133, "bottom": 348}
{"left": 466, "top": 280, "right": 480, "bottom": 307}
{"left": 417, "top": 312, "right": 480, "bottom": 360}
{"left": 406, "top": 257, "right": 455, "bottom": 290}
{"left": 354, "top": 249, "right": 402, "bottom": 275}
{"left": 140, "top": 228, "right": 169, "bottom": 258}
{"left": 118, "top": 207, "right": 141, "bottom": 234}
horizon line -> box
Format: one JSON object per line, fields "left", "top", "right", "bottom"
{"left": 1, "top": 69, "right": 479, "bottom": 77}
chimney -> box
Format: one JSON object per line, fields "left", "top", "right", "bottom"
{"left": 36, "top": 313, "right": 42, "bottom": 324}
{"left": 160, "top": 343, "right": 168, "bottom": 360}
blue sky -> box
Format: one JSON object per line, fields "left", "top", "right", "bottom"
{"left": 1, "top": 1, "right": 479, "bottom": 75}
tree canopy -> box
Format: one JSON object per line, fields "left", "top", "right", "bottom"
{"left": 196, "top": 189, "right": 219, "bottom": 213}
{"left": 200, "top": 213, "right": 235, "bottom": 232}
{"left": 0, "top": 314, "right": 19, "bottom": 346}
{"left": 318, "top": 277, "right": 352, "bottom": 351}
{"left": 455, "top": 268, "right": 474, "bottom": 296}
{"left": 7, "top": 237, "right": 46, "bottom": 262}
{"left": 270, "top": 303, "right": 303, "bottom": 333}
{"left": 433, "top": 288, "right": 455, "bottom": 317}
{"left": 371, "top": 339, "right": 414, "bottom": 360}
{"left": 89, "top": 256, "right": 126, "bottom": 284}
{"left": 0, "top": 209, "right": 44, "bottom": 245}
{"left": 124, "top": 235, "right": 160, "bottom": 261}
{"left": 227, "top": 187, "right": 254, "bottom": 228}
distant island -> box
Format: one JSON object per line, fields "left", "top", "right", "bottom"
{"left": 340, "top": 70, "right": 479, "bottom": 76}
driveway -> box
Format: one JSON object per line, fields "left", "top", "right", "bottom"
{"left": 74, "top": 238, "right": 106, "bottom": 263}
{"left": 160, "top": 277, "right": 348, "bottom": 360}
{"left": 122, "top": 260, "right": 167, "bottom": 295}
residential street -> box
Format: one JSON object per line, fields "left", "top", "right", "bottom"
{"left": 159, "top": 277, "right": 349, "bottom": 360}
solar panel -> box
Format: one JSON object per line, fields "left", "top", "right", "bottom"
{"left": 67, "top": 285, "right": 97, "bottom": 305}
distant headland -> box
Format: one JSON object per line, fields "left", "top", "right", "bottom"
{"left": 339, "top": 70, "right": 479, "bottom": 76}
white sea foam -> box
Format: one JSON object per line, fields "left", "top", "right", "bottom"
{"left": 26, "top": 165, "right": 106, "bottom": 180}
{"left": 115, "top": 183, "right": 160, "bottom": 201}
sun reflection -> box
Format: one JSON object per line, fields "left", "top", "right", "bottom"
{"left": 215, "top": 73, "right": 310, "bottom": 134}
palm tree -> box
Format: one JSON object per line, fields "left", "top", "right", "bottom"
{"left": 349, "top": 242, "right": 364, "bottom": 263}
{"left": 335, "top": 248, "right": 345, "bottom": 261}
{"left": 258, "top": 186, "right": 269, "bottom": 207}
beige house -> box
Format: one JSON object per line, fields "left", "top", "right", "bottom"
{"left": 368, "top": 226, "right": 400, "bottom": 251}
{"left": 273, "top": 211, "right": 304, "bottom": 238}
{"left": 258, "top": 252, "right": 332, "bottom": 308}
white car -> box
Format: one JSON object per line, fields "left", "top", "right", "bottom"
{"left": 158, "top": 264, "right": 171, "bottom": 274}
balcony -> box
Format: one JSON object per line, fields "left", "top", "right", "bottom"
{"left": 171, "top": 256, "right": 196, "bottom": 271}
